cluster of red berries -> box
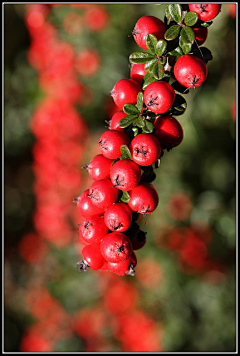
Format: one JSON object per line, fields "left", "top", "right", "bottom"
{"left": 75, "top": 4, "right": 222, "bottom": 276}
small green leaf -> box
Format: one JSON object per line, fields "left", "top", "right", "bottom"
{"left": 142, "top": 76, "right": 158, "bottom": 90}
{"left": 180, "top": 26, "right": 195, "bottom": 44}
{"left": 136, "top": 92, "right": 144, "bottom": 112}
{"left": 168, "top": 4, "right": 182, "bottom": 23}
{"left": 120, "top": 190, "right": 131, "bottom": 203}
{"left": 123, "top": 103, "right": 139, "bottom": 115}
{"left": 129, "top": 51, "right": 154, "bottom": 64}
{"left": 144, "top": 58, "right": 158, "bottom": 73}
{"left": 164, "top": 25, "right": 180, "bottom": 41}
{"left": 201, "top": 21, "right": 213, "bottom": 27}
{"left": 169, "top": 46, "right": 183, "bottom": 57}
{"left": 179, "top": 36, "right": 192, "bottom": 54}
{"left": 145, "top": 34, "right": 157, "bottom": 54}
{"left": 118, "top": 115, "right": 137, "bottom": 128}
{"left": 143, "top": 120, "right": 154, "bottom": 133}
{"left": 152, "top": 62, "right": 164, "bottom": 80}
{"left": 111, "top": 159, "right": 118, "bottom": 168}
{"left": 165, "top": 5, "right": 172, "bottom": 25}
{"left": 120, "top": 145, "right": 132, "bottom": 160}
{"left": 184, "top": 11, "right": 198, "bottom": 26}
{"left": 135, "top": 115, "right": 145, "bottom": 128}
{"left": 132, "top": 127, "right": 139, "bottom": 137}
{"left": 155, "top": 159, "right": 161, "bottom": 169}
{"left": 155, "top": 39, "right": 167, "bottom": 56}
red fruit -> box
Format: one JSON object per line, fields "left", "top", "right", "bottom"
{"left": 132, "top": 15, "right": 166, "bottom": 50}
{"left": 100, "top": 232, "right": 133, "bottom": 263}
{"left": 188, "top": 4, "right": 222, "bottom": 21}
{"left": 107, "top": 251, "right": 137, "bottom": 276}
{"left": 130, "top": 63, "right": 147, "bottom": 86}
{"left": 85, "top": 154, "right": 113, "bottom": 181}
{"left": 130, "top": 229, "right": 147, "bottom": 250}
{"left": 192, "top": 27, "right": 208, "bottom": 46}
{"left": 87, "top": 179, "right": 119, "bottom": 210}
{"left": 84, "top": 6, "right": 109, "bottom": 31}
{"left": 79, "top": 216, "right": 108, "bottom": 244}
{"left": 129, "top": 133, "right": 161, "bottom": 166}
{"left": 75, "top": 48, "right": 100, "bottom": 77}
{"left": 99, "top": 130, "right": 129, "bottom": 159}
{"left": 143, "top": 81, "right": 176, "bottom": 114}
{"left": 104, "top": 202, "right": 132, "bottom": 232}
{"left": 174, "top": 54, "right": 207, "bottom": 89}
{"left": 154, "top": 115, "right": 183, "bottom": 150}
{"left": 74, "top": 189, "right": 105, "bottom": 218}
{"left": 110, "top": 79, "right": 142, "bottom": 110}
{"left": 128, "top": 182, "right": 159, "bottom": 216}
{"left": 78, "top": 243, "right": 106, "bottom": 271}
{"left": 110, "top": 158, "right": 141, "bottom": 191}
{"left": 78, "top": 226, "right": 90, "bottom": 245}
{"left": 109, "top": 110, "right": 128, "bottom": 132}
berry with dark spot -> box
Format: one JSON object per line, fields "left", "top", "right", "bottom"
{"left": 143, "top": 81, "right": 176, "bottom": 114}
{"left": 104, "top": 202, "right": 132, "bottom": 232}
{"left": 100, "top": 232, "right": 133, "bottom": 263}
{"left": 128, "top": 182, "right": 159, "bottom": 216}
{"left": 188, "top": 4, "right": 222, "bottom": 21}
{"left": 79, "top": 216, "right": 108, "bottom": 244}
{"left": 87, "top": 178, "right": 119, "bottom": 210}
{"left": 174, "top": 54, "right": 207, "bottom": 89}
{"left": 99, "top": 130, "right": 129, "bottom": 159}
{"left": 110, "top": 158, "right": 141, "bottom": 191}
{"left": 129, "top": 133, "right": 161, "bottom": 166}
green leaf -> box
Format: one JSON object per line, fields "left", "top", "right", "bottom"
{"left": 179, "top": 36, "right": 192, "bottom": 54}
{"left": 169, "top": 46, "right": 183, "bottom": 58}
{"left": 184, "top": 11, "right": 198, "bottom": 26}
{"left": 152, "top": 62, "right": 164, "bottom": 80}
{"left": 143, "top": 120, "right": 154, "bottom": 133}
{"left": 155, "top": 159, "right": 161, "bottom": 169}
{"left": 132, "top": 127, "right": 139, "bottom": 137}
{"left": 155, "top": 40, "right": 167, "bottom": 56}
{"left": 120, "top": 145, "right": 132, "bottom": 160}
{"left": 164, "top": 25, "right": 180, "bottom": 41}
{"left": 165, "top": 5, "right": 172, "bottom": 25}
{"left": 136, "top": 92, "right": 144, "bottom": 112}
{"left": 129, "top": 51, "right": 154, "bottom": 64}
{"left": 201, "top": 21, "right": 213, "bottom": 27}
{"left": 180, "top": 26, "right": 195, "bottom": 44}
{"left": 120, "top": 190, "right": 131, "bottom": 203}
{"left": 142, "top": 76, "right": 158, "bottom": 90}
{"left": 118, "top": 115, "right": 137, "bottom": 128}
{"left": 123, "top": 103, "right": 139, "bottom": 115}
{"left": 168, "top": 4, "right": 182, "bottom": 23}
{"left": 144, "top": 58, "right": 158, "bottom": 73}
{"left": 111, "top": 159, "right": 118, "bottom": 168}
{"left": 145, "top": 34, "right": 157, "bottom": 54}
{"left": 171, "top": 94, "right": 187, "bottom": 116}
{"left": 135, "top": 115, "right": 145, "bottom": 128}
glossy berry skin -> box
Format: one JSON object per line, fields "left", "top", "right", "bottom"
{"left": 128, "top": 182, "right": 159, "bottom": 216}
{"left": 154, "top": 115, "right": 183, "bottom": 150}
{"left": 110, "top": 111, "right": 128, "bottom": 132}
{"left": 87, "top": 179, "right": 119, "bottom": 210}
{"left": 130, "top": 63, "right": 148, "bottom": 86}
{"left": 99, "top": 130, "right": 129, "bottom": 159}
{"left": 110, "top": 79, "right": 142, "bottom": 110}
{"left": 188, "top": 4, "right": 222, "bottom": 21}
{"left": 75, "top": 189, "right": 105, "bottom": 218}
{"left": 174, "top": 54, "right": 207, "bottom": 89}
{"left": 104, "top": 202, "right": 132, "bottom": 232}
{"left": 143, "top": 81, "right": 176, "bottom": 114}
{"left": 100, "top": 232, "right": 133, "bottom": 263}
{"left": 192, "top": 27, "right": 208, "bottom": 46}
{"left": 107, "top": 251, "right": 137, "bottom": 276}
{"left": 129, "top": 133, "right": 161, "bottom": 166}
{"left": 110, "top": 158, "right": 141, "bottom": 191}
{"left": 86, "top": 154, "right": 114, "bottom": 181}
{"left": 82, "top": 243, "right": 105, "bottom": 270}
{"left": 79, "top": 216, "right": 109, "bottom": 244}
{"left": 132, "top": 15, "right": 166, "bottom": 50}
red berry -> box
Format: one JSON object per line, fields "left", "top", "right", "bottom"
{"left": 107, "top": 251, "right": 137, "bottom": 276}
{"left": 74, "top": 189, "right": 105, "bottom": 218}
{"left": 110, "top": 79, "right": 142, "bottom": 109}
{"left": 99, "top": 130, "right": 129, "bottom": 159}
{"left": 188, "top": 4, "right": 222, "bottom": 21}
{"left": 85, "top": 154, "right": 113, "bottom": 181}
{"left": 104, "top": 202, "right": 132, "bottom": 232}
{"left": 79, "top": 243, "right": 106, "bottom": 271}
{"left": 130, "top": 63, "right": 147, "bottom": 86}
{"left": 78, "top": 225, "right": 90, "bottom": 245}
{"left": 143, "top": 81, "right": 176, "bottom": 114}
{"left": 154, "top": 115, "right": 183, "bottom": 150}
{"left": 130, "top": 229, "right": 147, "bottom": 250}
{"left": 132, "top": 16, "right": 166, "bottom": 50}
{"left": 129, "top": 133, "right": 161, "bottom": 166}
{"left": 192, "top": 27, "right": 208, "bottom": 46}
{"left": 87, "top": 179, "right": 119, "bottom": 210}
{"left": 128, "top": 182, "right": 159, "bottom": 216}
{"left": 174, "top": 54, "right": 207, "bottom": 89}
{"left": 109, "top": 110, "right": 128, "bottom": 132}
{"left": 100, "top": 232, "right": 132, "bottom": 263}
{"left": 110, "top": 158, "right": 141, "bottom": 191}
{"left": 79, "top": 216, "right": 108, "bottom": 244}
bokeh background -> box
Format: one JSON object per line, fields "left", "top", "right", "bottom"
{"left": 4, "top": 4, "right": 236, "bottom": 352}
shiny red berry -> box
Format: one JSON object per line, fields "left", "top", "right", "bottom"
{"left": 188, "top": 4, "right": 222, "bottom": 21}
{"left": 110, "top": 79, "right": 142, "bottom": 109}
{"left": 109, "top": 110, "right": 128, "bottom": 132}
{"left": 99, "top": 130, "right": 129, "bottom": 159}
{"left": 192, "top": 27, "right": 208, "bottom": 46}
{"left": 107, "top": 251, "right": 137, "bottom": 276}
{"left": 129, "top": 133, "right": 161, "bottom": 166}
{"left": 74, "top": 189, "right": 105, "bottom": 218}
{"left": 154, "top": 115, "right": 183, "bottom": 150}
{"left": 87, "top": 179, "right": 119, "bottom": 210}
{"left": 110, "top": 158, "right": 141, "bottom": 191}
{"left": 100, "top": 232, "right": 133, "bottom": 263}
{"left": 143, "top": 81, "right": 176, "bottom": 114}
{"left": 130, "top": 63, "right": 147, "bottom": 86}
{"left": 79, "top": 216, "right": 108, "bottom": 244}
{"left": 128, "top": 182, "right": 159, "bottom": 216}
{"left": 85, "top": 154, "right": 114, "bottom": 181}
{"left": 132, "top": 15, "right": 166, "bottom": 50}
{"left": 104, "top": 202, "right": 132, "bottom": 232}
{"left": 77, "top": 243, "right": 105, "bottom": 271}
{"left": 174, "top": 54, "right": 207, "bottom": 89}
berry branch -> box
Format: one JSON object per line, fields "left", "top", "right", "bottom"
{"left": 74, "top": 4, "right": 222, "bottom": 276}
